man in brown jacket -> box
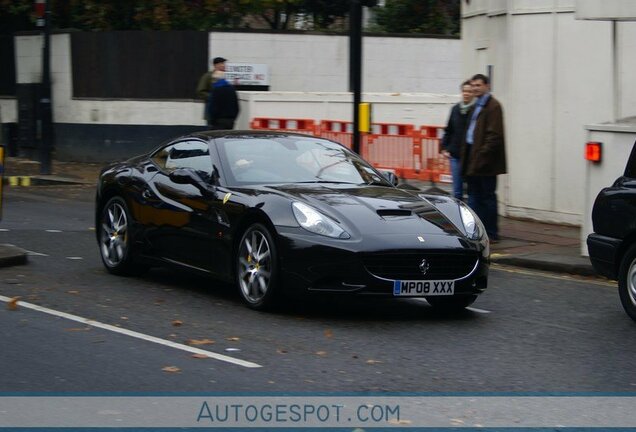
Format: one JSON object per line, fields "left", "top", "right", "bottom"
{"left": 462, "top": 73, "right": 507, "bottom": 242}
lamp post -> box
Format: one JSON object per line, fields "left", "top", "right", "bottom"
{"left": 349, "top": 0, "right": 362, "bottom": 155}
{"left": 349, "top": 0, "right": 376, "bottom": 155}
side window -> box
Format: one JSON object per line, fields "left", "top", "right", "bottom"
{"left": 625, "top": 140, "right": 636, "bottom": 178}
{"left": 151, "top": 140, "right": 213, "bottom": 176}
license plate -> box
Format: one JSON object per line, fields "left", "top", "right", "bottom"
{"left": 393, "top": 280, "right": 455, "bottom": 296}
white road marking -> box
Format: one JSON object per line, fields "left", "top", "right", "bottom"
{"left": 66, "top": 257, "right": 83, "bottom": 260}
{"left": 466, "top": 307, "right": 491, "bottom": 314}
{"left": 26, "top": 250, "right": 49, "bottom": 257}
{"left": 0, "top": 228, "right": 10, "bottom": 232}
{"left": 413, "top": 298, "right": 492, "bottom": 313}
{"left": 45, "top": 229, "right": 63, "bottom": 233}
{"left": 0, "top": 295, "right": 261, "bottom": 369}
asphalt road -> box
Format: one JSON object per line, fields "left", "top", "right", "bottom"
{"left": 1, "top": 185, "right": 636, "bottom": 393}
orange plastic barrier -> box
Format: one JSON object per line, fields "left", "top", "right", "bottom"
{"left": 250, "top": 118, "right": 317, "bottom": 135}
{"left": 417, "top": 125, "right": 450, "bottom": 183}
{"left": 318, "top": 120, "right": 355, "bottom": 150}
{"left": 250, "top": 117, "right": 452, "bottom": 183}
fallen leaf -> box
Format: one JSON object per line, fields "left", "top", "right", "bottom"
{"left": 324, "top": 329, "right": 333, "bottom": 338}
{"left": 276, "top": 348, "right": 288, "bottom": 354}
{"left": 7, "top": 296, "right": 20, "bottom": 311}
{"left": 66, "top": 327, "right": 91, "bottom": 332}
{"left": 172, "top": 320, "right": 183, "bottom": 327}
{"left": 162, "top": 366, "right": 181, "bottom": 373}
{"left": 186, "top": 338, "right": 215, "bottom": 346}
{"left": 191, "top": 354, "right": 208, "bottom": 359}
{"left": 316, "top": 351, "right": 327, "bottom": 357}
{"left": 226, "top": 336, "right": 240, "bottom": 341}
{"left": 366, "top": 359, "right": 383, "bottom": 365}
{"left": 67, "top": 290, "right": 80, "bottom": 294}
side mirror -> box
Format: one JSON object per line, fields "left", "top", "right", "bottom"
{"left": 380, "top": 170, "right": 399, "bottom": 187}
{"left": 169, "top": 168, "right": 216, "bottom": 196}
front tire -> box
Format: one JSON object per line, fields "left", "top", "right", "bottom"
{"left": 426, "top": 295, "right": 477, "bottom": 312}
{"left": 618, "top": 243, "right": 636, "bottom": 322}
{"left": 98, "top": 196, "right": 142, "bottom": 276}
{"left": 236, "top": 223, "right": 280, "bottom": 310}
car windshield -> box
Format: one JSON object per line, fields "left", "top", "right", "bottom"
{"left": 216, "top": 136, "right": 391, "bottom": 186}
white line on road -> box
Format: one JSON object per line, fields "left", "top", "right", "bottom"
{"left": 3, "top": 244, "right": 49, "bottom": 257}
{"left": 45, "top": 229, "right": 63, "bottom": 233}
{"left": 66, "top": 257, "right": 83, "bottom": 260}
{"left": 466, "top": 307, "right": 491, "bottom": 314}
{"left": 0, "top": 295, "right": 261, "bottom": 369}
{"left": 26, "top": 250, "right": 49, "bottom": 257}
{"left": 0, "top": 228, "right": 10, "bottom": 232}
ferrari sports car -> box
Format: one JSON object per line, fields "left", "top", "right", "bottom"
{"left": 96, "top": 131, "right": 489, "bottom": 311}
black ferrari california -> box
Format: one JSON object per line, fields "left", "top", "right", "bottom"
{"left": 96, "top": 131, "right": 489, "bottom": 311}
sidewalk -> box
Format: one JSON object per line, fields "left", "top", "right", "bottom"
{"left": 0, "top": 157, "right": 597, "bottom": 278}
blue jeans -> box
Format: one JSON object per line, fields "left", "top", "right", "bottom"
{"left": 450, "top": 157, "right": 463, "bottom": 200}
{"left": 466, "top": 175, "right": 498, "bottom": 240}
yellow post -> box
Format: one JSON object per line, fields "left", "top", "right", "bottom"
{"left": 359, "top": 102, "right": 371, "bottom": 133}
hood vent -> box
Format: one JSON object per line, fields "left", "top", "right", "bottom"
{"left": 377, "top": 209, "right": 412, "bottom": 217}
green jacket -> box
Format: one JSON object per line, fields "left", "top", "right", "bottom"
{"left": 196, "top": 71, "right": 214, "bottom": 100}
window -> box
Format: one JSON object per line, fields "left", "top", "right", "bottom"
{"left": 625, "top": 140, "right": 636, "bottom": 178}
{"left": 151, "top": 140, "right": 213, "bottom": 176}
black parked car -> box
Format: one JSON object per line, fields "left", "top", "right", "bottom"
{"left": 588, "top": 140, "right": 636, "bottom": 321}
{"left": 96, "top": 131, "right": 489, "bottom": 311}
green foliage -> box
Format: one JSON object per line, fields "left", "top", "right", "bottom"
{"left": 0, "top": 0, "right": 460, "bottom": 34}
{"left": 0, "top": 0, "right": 34, "bottom": 34}
{"left": 373, "top": 0, "right": 460, "bottom": 35}
{"left": 302, "top": 0, "right": 350, "bottom": 30}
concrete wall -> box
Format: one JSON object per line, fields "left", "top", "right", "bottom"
{"left": 9, "top": 31, "right": 459, "bottom": 162}
{"left": 209, "top": 32, "right": 462, "bottom": 94}
{"left": 462, "top": 0, "right": 636, "bottom": 226}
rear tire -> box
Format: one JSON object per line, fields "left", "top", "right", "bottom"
{"left": 98, "top": 196, "right": 145, "bottom": 276}
{"left": 236, "top": 223, "right": 280, "bottom": 310}
{"left": 426, "top": 295, "right": 477, "bottom": 312}
{"left": 618, "top": 243, "right": 636, "bottom": 322}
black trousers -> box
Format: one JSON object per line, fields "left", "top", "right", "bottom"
{"left": 210, "top": 118, "right": 235, "bottom": 130}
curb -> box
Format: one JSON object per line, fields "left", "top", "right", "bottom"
{"left": 5, "top": 175, "right": 87, "bottom": 186}
{"left": 0, "top": 244, "right": 29, "bottom": 268}
{"left": 491, "top": 254, "right": 597, "bottom": 277}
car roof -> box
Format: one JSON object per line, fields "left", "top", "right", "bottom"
{"left": 190, "top": 130, "right": 317, "bottom": 141}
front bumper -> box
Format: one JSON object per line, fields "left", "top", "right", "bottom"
{"left": 276, "top": 227, "right": 489, "bottom": 297}
{"left": 587, "top": 233, "right": 622, "bottom": 280}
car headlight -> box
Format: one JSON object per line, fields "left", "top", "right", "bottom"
{"left": 459, "top": 202, "right": 485, "bottom": 240}
{"left": 292, "top": 202, "right": 350, "bottom": 239}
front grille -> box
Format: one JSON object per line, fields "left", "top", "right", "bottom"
{"left": 362, "top": 252, "right": 478, "bottom": 280}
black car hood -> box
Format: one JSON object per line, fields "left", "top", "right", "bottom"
{"left": 263, "top": 183, "right": 463, "bottom": 237}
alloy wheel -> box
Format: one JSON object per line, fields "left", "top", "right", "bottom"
{"left": 628, "top": 258, "right": 636, "bottom": 307}
{"left": 100, "top": 201, "right": 129, "bottom": 267}
{"left": 238, "top": 228, "right": 272, "bottom": 304}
